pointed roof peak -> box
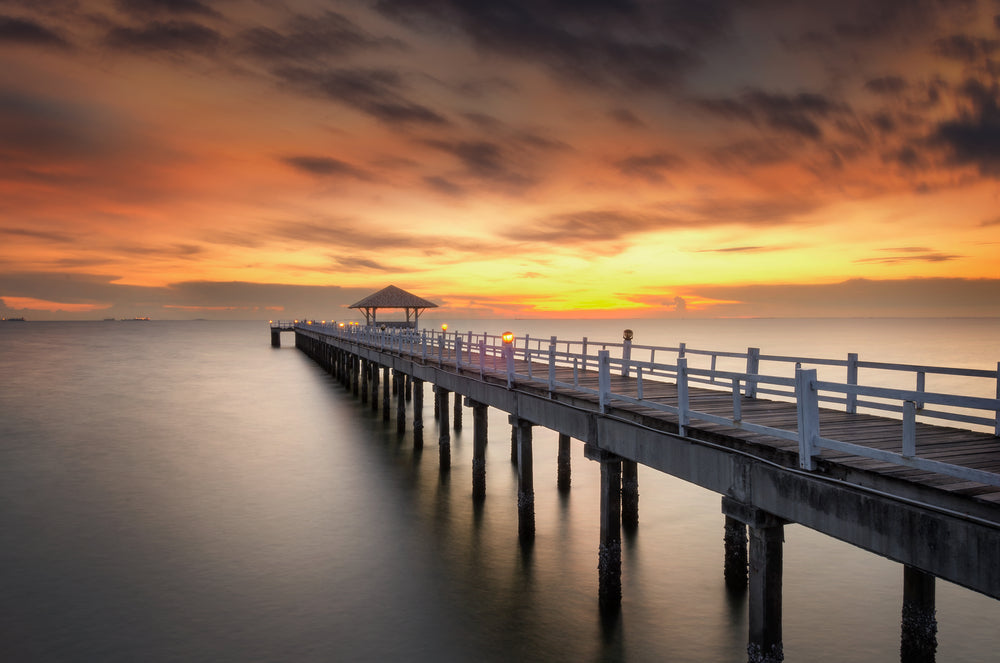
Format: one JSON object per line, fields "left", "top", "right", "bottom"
{"left": 348, "top": 285, "right": 438, "bottom": 309}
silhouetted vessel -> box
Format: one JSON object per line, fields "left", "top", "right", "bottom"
{"left": 1, "top": 316, "right": 26, "bottom": 322}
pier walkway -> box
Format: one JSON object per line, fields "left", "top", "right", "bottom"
{"left": 281, "top": 321, "right": 1000, "bottom": 662}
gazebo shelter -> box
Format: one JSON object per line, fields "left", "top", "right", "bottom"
{"left": 348, "top": 285, "right": 438, "bottom": 329}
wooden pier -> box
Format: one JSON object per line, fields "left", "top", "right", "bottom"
{"left": 280, "top": 322, "right": 1000, "bottom": 663}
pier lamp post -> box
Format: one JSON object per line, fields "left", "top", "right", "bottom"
{"left": 502, "top": 331, "right": 515, "bottom": 387}
{"left": 622, "top": 329, "right": 633, "bottom": 378}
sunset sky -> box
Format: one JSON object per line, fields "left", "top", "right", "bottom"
{"left": 1, "top": 0, "right": 999, "bottom": 320}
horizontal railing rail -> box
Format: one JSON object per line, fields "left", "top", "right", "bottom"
{"left": 294, "top": 322, "right": 1000, "bottom": 488}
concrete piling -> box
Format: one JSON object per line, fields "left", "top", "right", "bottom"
{"left": 472, "top": 401, "right": 488, "bottom": 501}
{"left": 622, "top": 459, "right": 638, "bottom": 529}
{"left": 382, "top": 366, "right": 390, "bottom": 422}
{"left": 453, "top": 394, "right": 463, "bottom": 431}
{"left": 583, "top": 444, "right": 622, "bottom": 615}
{"left": 724, "top": 515, "right": 749, "bottom": 592}
{"left": 437, "top": 387, "right": 451, "bottom": 469}
{"left": 901, "top": 565, "right": 937, "bottom": 663}
{"left": 748, "top": 516, "right": 784, "bottom": 663}
{"left": 396, "top": 371, "right": 406, "bottom": 435}
{"left": 413, "top": 378, "right": 424, "bottom": 434}
{"left": 514, "top": 417, "right": 535, "bottom": 542}
{"left": 557, "top": 433, "right": 571, "bottom": 492}
{"left": 360, "top": 359, "right": 369, "bottom": 404}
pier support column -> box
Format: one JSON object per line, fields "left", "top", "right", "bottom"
{"left": 382, "top": 366, "right": 390, "bottom": 422}
{"left": 371, "top": 362, "right": 380, "bottom": 412}
{"left": 360, "top": 360, "right": 369, "bottom": 404}
{"left": 437, "top": 386, "right": 450, "bottom": 469}
{"left": 396, "top": 371, "right": 406, "bottom": 435}
{"left": 748, "top": 515, "right": 784, "bottom": 663}
{"left": 472, "top": 401, "right": 488, "bottom": 501}
{"left": 724, "top": 515, "right": 749, "bottom": 592}
{"left": 510, "top": 424, "right": 518, "bottom": 464}
{"left": 585, "top": 444, "right": 622, "bottom": 614}
{"left": 405, "top": 375, "right": 412, "bottom": 402}
{"left": 352, "top": 355, "right": 359, "bottom": 397}
{"left": 557, "top": 433, "right": 571, "bottom": 492}
{"left": 622, "top": 459, "right": 638, "bottom": 530}
{"left": 413, "top": 379, "right": 424, "bottom": 431}
{"left": 453, "top": 394, "right": 463, "bottom": 431}
{"left": 512, "top": 416, "right": 534, "bottom": 542}
{"left": 901, "top": 565, "right": 937, "bottom": 663}
{"left": 270, "top": 330, "right": 280, "bottom": 347}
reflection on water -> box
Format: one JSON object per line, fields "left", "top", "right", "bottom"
{"left": 0, "top": 320, "right": 998, "bottom": 662}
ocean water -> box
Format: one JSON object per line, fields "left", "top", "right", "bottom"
{"left": 1, "top": 318, "right": 998, "bottom": 662}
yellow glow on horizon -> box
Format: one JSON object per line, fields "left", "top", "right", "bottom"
{"left": 0, "top": 297, "right": 110, "bottom": 313}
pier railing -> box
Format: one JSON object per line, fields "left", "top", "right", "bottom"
{"left": 296, "top": 322, "right": 1000, "bottom": 488}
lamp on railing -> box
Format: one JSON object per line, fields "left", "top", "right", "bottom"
{"left": 502, "top": 331, "right": 515, "bottom": 387}
{"left": 441, "top": 323, "right": 448, "bottom": 332}
{"left": 622, "top": 329, "right": 633, "bottom": 377}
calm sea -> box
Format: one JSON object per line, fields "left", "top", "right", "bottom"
{"left": 1, "top": 318, "right": 998, "bottom": 662}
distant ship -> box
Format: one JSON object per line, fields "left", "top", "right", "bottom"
{"left": 120, "top": 317, "right": 151, "bottom": 321}
{"left": 1, "top": 316, "right": 26, "bottom": 322}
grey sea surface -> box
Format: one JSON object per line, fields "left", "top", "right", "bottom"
{"left": 2, "top": 318, "right": 998, "bottom": 662}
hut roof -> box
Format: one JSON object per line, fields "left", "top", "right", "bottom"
{"left": 348, "top": 285, "right": 438, "bottom": 310}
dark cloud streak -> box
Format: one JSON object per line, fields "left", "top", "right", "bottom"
{"left": 104, "top": 20, "right": 223, "bottom": 54}
{"left": 0, "top": 14, "right": 71, "bottom": 49}
{"left": 274, "top": 66, "right": 449, "bottom": 127}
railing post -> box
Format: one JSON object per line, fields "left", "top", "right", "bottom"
{"left": 795, "top": 367, "right": 820, "bottom": 470}
{"left": 915, "top": 371, "right": 926, "bottom": 410}
{"left": 581, "top": 337, "right": 588, "bottom": 372}
{"left": 421, "top": 329, "right": 428, "bottom": 363}
{"left": 478, "top": 340, "right": 486, "bottom": 378}
{"left": 598, "top": 350, "right": 611, "bottom": 414}
{"left": 467, "top": 331, "right": 473, "bottom": 363}
{"left": 732, "top": 377, "right": 742, "bottom": 422}
{"left": 637, "top": 366, "right": 644, "bottom": 400}
{"left": 622, "top": 334, "right": 632, "bottom": 378}
{"left": 995, "top": 361, "right": 999, "bottom": 437}
{"left": 677, "top": 356, "right": 689, "bottom": 436}
{"left": 902, "top": 400, "right": 917, "bottom": 457}
{"left": 437, "top": 331, "right": 443, "bottom": 366}
{"left": 746, "top": 347, "right": 760, "bottom": 398}
{"left": 504, "top": 342, "right": 515, "bottom": 388}
{"left": 548, "top": 336, "right": 557, "bottom": 394}
{"left": 456, "top": 337, "right": 463, "bottom": 370}
{"left": 846, "top": 352, "right": 858, "bottom": 414}
{"left": 678, "top": 341, "right": 686, "bottom": 358}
